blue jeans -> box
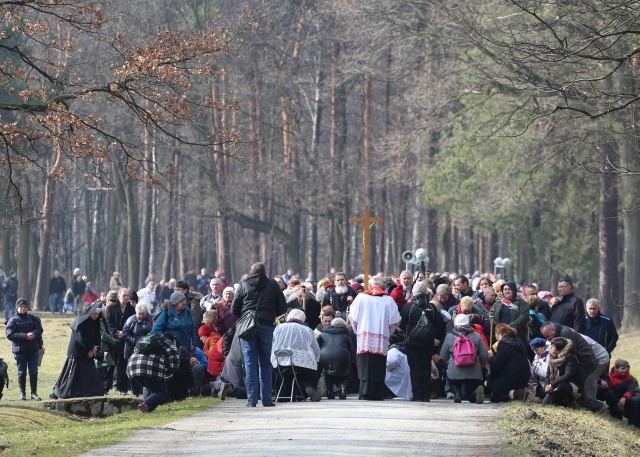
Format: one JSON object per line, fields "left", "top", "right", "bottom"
{"left": 136, "top": 376, "right": 169, "bottom": 412}
{"left": 15, "top": 351, "right": 39, "bottom": 377}
{"left": 4, "top": 299, "right": 15, "bottom": 323}
{"left": 242, "top": 324, "right": 275, "bottom": 406}
{"left": 50, "top": 293, "right": 63, "bottom": 313}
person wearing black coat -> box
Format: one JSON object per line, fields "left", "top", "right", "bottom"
{"left": 585, "top": 298, "right": 618, "bottom": 355}
{"left": 286, "top": 288, "right": 321, "bottom": 331}
{"left": 400, "top": 282, "right": 445, "bottom": 402}
{"left": 540, "top": 321, "right": 596, "bottom": 380}
{"left": 231, "top": 262, "right": 287, "bottom": 407}
{"left": 51, "top": 302, "right": 104, "bottom": 399}
{"left": 488, "top": 324, "right": 531, "bottom": 402}
{"left": 105, "top": 289, "right": 136, "bottom": 394}
{"left": 543, "top": 337, "right": 582, "bottom": 408}
{"left": 550, "top": 279, "right": 586, "bottom": 334}
{"left": 317, "top": 319, "right": 355, "bottom": 399}
{"left": 6, "top": 298, "right": 44, "bottom": 400}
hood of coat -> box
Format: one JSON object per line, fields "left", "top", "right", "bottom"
{"left": 245, "top": 273, "right": 268, "bottom": 292}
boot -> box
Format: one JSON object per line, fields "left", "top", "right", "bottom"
{"left": 339, "top": 385, "right": 347, "bottom": 400}
{"left": 451, "top": 384, "right": 462, "bottom": 403}
{"left": 18, "top": 375, "right": 27, "bottom": 401}
{"left": 30, "top": 374, "right": 41, "bottom": 401}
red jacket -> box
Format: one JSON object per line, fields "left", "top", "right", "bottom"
{"left": 389, "top": 284, "right": 408, "bottom": 311}
{"left": 608, "top": 368, "right": 639, "bottom": 401}
{"left": 207, "top": 337, "right": 225, "bottom": 377}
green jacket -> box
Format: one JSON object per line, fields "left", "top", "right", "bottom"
{"left": 490, "top": 297, "right": 530, "bottom": 342}
{"left": 95, "top": 318, "right": 118, "bottom": 368}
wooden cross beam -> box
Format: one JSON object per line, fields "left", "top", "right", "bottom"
{"left": 349, "top": 205, "right": 384, "bottom": 288}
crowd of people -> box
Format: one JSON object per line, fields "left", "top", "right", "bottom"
{"left": 0, "top": 263, "right": 638, "bottom": 430}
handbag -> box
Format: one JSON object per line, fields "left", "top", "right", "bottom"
{"left": 236, "top": 310, "right": 259, "bottom": 339}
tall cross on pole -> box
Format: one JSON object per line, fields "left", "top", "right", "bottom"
{"left": 349, "top": 205, "right": 384, "bottom": 288}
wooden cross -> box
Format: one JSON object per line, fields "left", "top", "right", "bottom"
{"left": 349, "top": 205, "right": 384, "bottom": 287}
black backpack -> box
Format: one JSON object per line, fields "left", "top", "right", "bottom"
{"left": 406, "top": 304, "right": 435, "bottom": 344}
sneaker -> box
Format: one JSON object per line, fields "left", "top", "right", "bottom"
{"left": 31, "top": 393, "right": 42, "bottom": 401}
{"left": 305, "top": 387, "right": 321, "bottom": 402}
{"left": 597, "top": 402, "right": 610, "bottom": 414}
{"left": 218, "top": 382, "right": 235, "bottom": 401}
{"left": 446, "top": 392, "right": 454, "bottom": 399}
{"left": 476, "top": 386, "right": 485, "bottom": 404}
{"left": 138, "top": 402, "right": 150, "bottom": 414}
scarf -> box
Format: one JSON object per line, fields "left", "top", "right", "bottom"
{"left": 548, "top": 340, "right": 572, "bottom": 382}
{"left": 529, "top": 309, "right": 545, "bottom": 324}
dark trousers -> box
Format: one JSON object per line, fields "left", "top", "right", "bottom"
{"left": 548, "top": 382, "right": 575, "bottom": 405}
{"left": 450, "top": 379, "right": 481, "bottom": 402}
{"left": 406, "top": 345, "right": 433, "bottom": 401}
{"left": 112, "top": 352, "right": 129, "bottom": 393}
{"left": 134, "top": 376, "right": 168, "bottom": 412}
{"left": 325, "top": 374, "right": 348, "bottom": 394}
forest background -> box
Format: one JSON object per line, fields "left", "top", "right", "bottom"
{"left": 1, "top": 1, "right": 639, "bottom": 329}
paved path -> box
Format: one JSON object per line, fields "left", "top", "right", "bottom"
{"left": 86, "top": 396, "right": 502, "bottom": 457}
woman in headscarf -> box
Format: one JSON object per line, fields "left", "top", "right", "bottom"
{"left": 439, "top": 313, "right": 488, "bottom": 404}
{"left": 271, "top": 308, "right": 322, "bottom": 401}
{"left": 50, "top": 302, "right": 104, "bottom": 399}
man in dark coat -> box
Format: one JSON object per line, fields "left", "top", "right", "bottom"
{"left": 321, "top": 272, "right": 356, "bottom": 314}
{"left": 550, "top": 278, "right": 586, "bottom": 333}
{"left": 317, "top": 318, "right": 355, "bottom": 399}
{"left": 232, "top": 262, "right": 287, "bottom": 407}
{"left": 49, "top": 270, "right": 67, "bottom": 314}
{"left": 105, "top": 288, "right": 135, "bottom": 394}
{"left": 71, "top": 274, "right": 87, "bottom": 314}
{"left": 585, "top": 298, "right": 618, "bottom": 355}
{"left": 541, "top": 321, "right": 607, "bottom": 412}
{"left": 400, "top": 282, "right": 445, "bottom": 402}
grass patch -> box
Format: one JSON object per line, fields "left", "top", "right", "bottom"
{"left": 496, "top": 330, "right": 640, "bottom": 456}
{"left": 0, "top": 312, "right": 220, "bottom": 456}
{"left": 497, "top": 402, "right": 640, "bottom": 457}
{"left": 0, "top": 397, "right": 218, "bottom": 456}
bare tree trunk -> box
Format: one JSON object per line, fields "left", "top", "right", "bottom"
{"left": 163, "top": 149, "right": 180, "bottom": 281}
{"left": 105, "top": 170, "right": 118, "bottom": 278}
{"left": 363, "top": 73, "right": 376, "bottom": 274}
{"left": 84, "top": 185, "right": 93, "bottom": 280}
{"left": 18, "top": 174, "right": 31, "bottom": 303}
{"left": 450, "top": 218, "right": 459, "bottom": 274}
{"left": 34, "top": 143, "right": 64, "bottom": 311}
{"left": 597, "top": 148, "right": 621, "bottom": 326}
{"left": 139, "top": 126, "right": 153, "bottom": 286}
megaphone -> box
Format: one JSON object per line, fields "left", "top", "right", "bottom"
{"left": 402, "top": 251, "right": 415, "bottom": 264}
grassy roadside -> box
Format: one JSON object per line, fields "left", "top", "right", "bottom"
{"left": 0, "top": 311, "right": 219, "bottom": 456}
{"left": 497, "top": 332, "right": 640, "bottom": 456}
{"left": 0, "top": 397, "right": 218, "bottom": 456}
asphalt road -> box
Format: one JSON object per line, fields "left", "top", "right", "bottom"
{"left": 85, "top": 396, "right": 503, "bottom": 457}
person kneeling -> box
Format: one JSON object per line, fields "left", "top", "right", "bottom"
{"left": 271, "top": 309, "right": 321, "bottom": 402}
{"left": 543, "top": 337, "right": 581, "bottom": 409}
{"left": 488, "top": 324, "right": 531, "bottom": 402}
{"left": 127, "top": 333, "right": 180, "bottom": 413}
